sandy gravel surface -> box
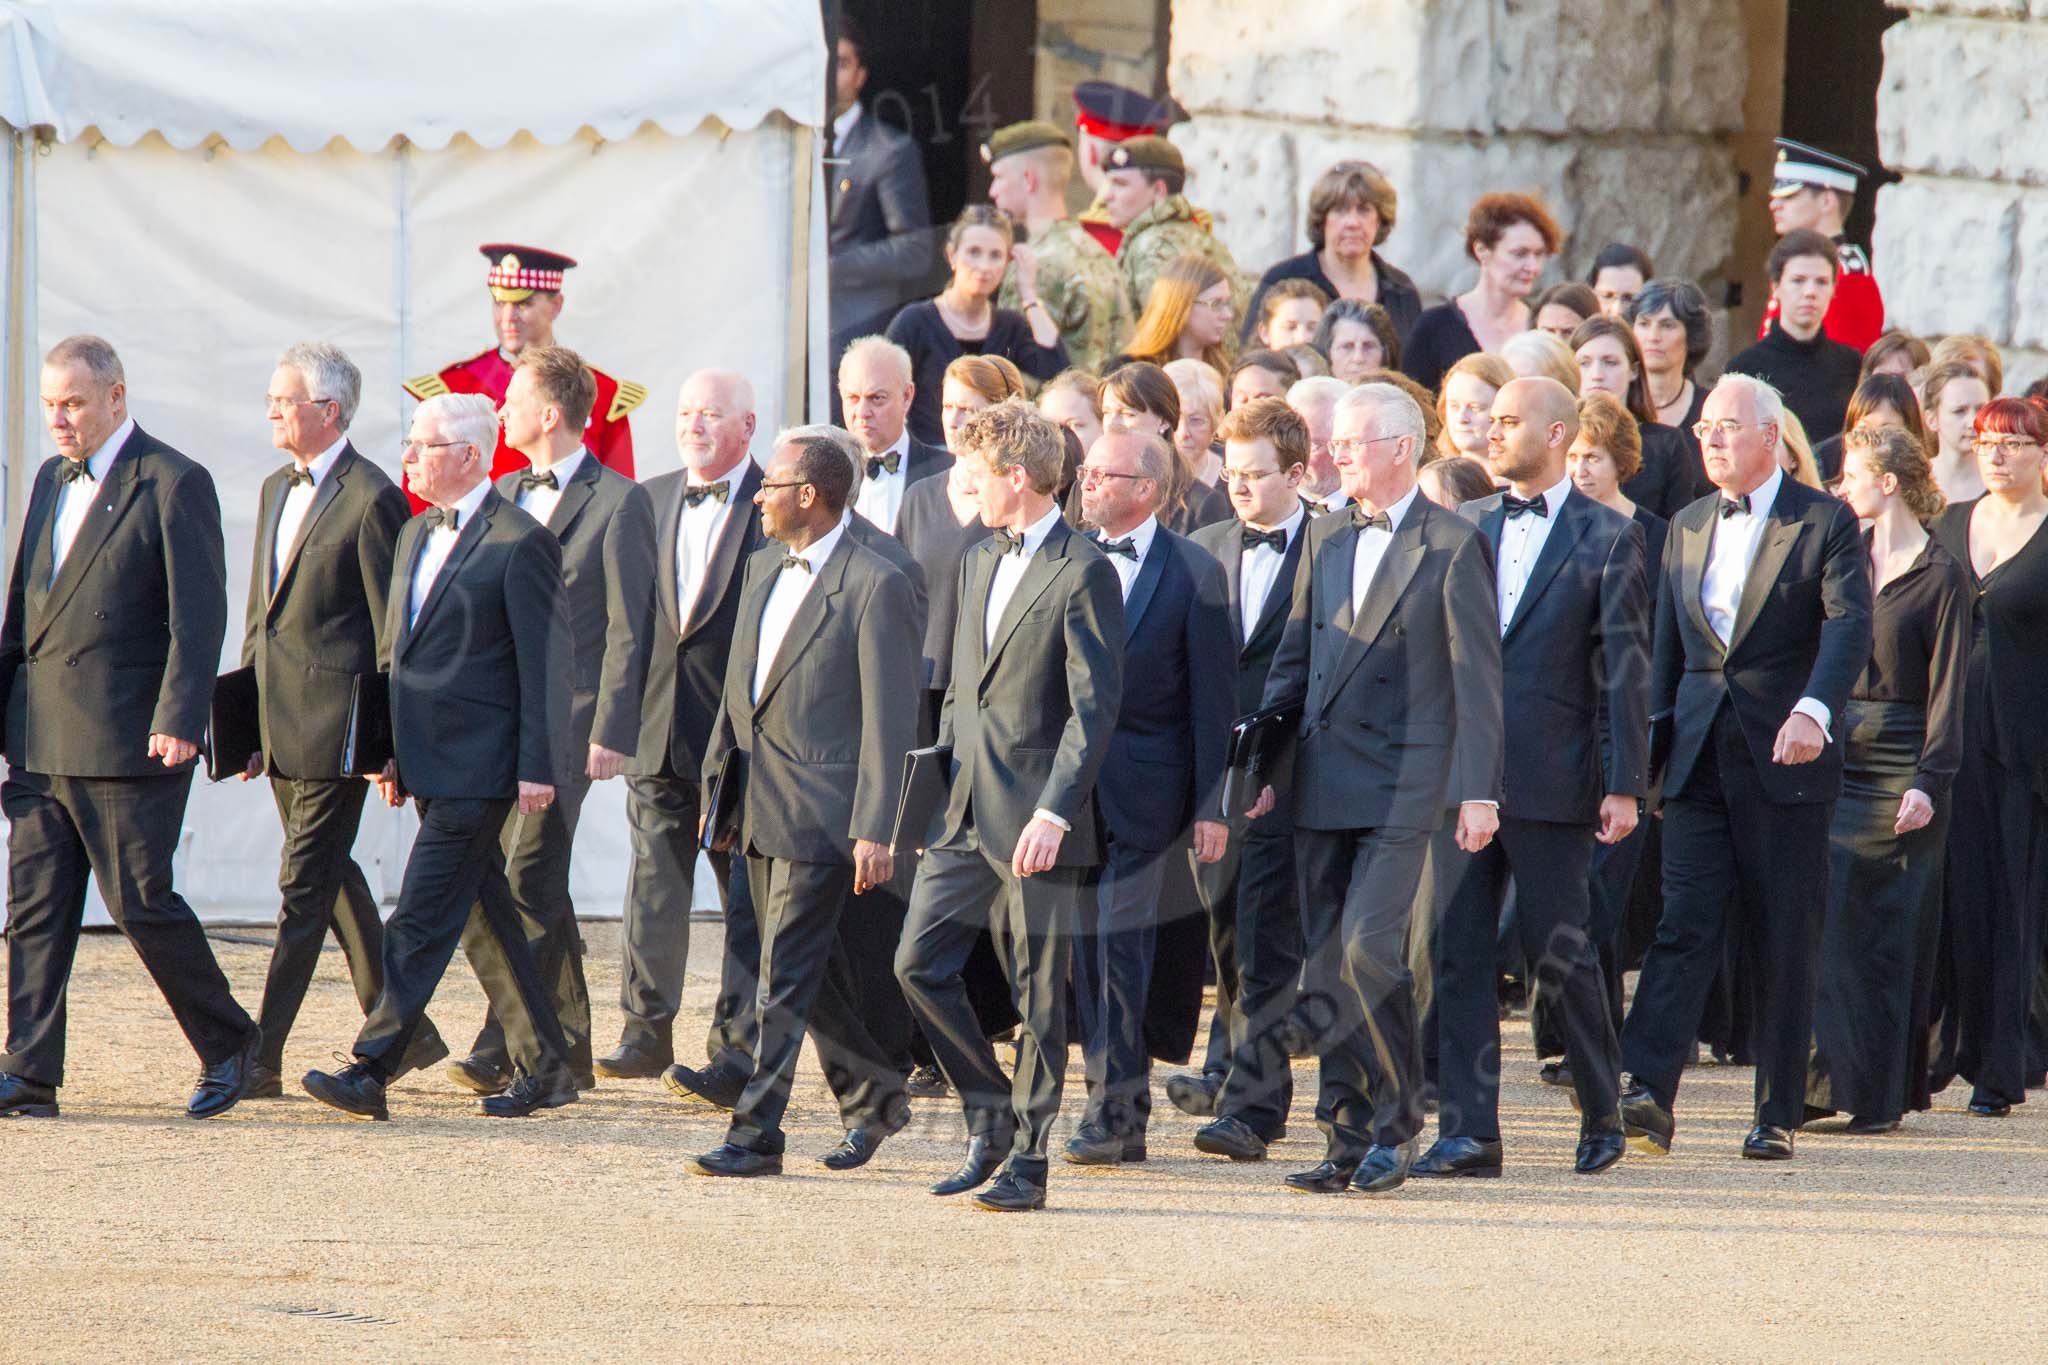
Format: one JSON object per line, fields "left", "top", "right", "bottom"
{"left": 5, "top": 921, "right": 2046, "bottom": 1361}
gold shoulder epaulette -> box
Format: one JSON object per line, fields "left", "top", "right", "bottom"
{"left": 608, "top": 380, "right": 649, "bottom": 422}
{"left": 402, "top": 372, "right": 451, "bottom": 401}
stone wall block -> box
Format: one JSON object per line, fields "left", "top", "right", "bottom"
{"left": 1566, "top": 143, "right": 1739, "bottom": 284}
{"left": 1877, "top": 16, "right": 2048, "bottom": 186}
{"left": 2008, "top": 192, "right": 2048, "bottom": 350}
{"left": 1168, "top": 0, "right": 1439, "bottom": 127}
{"left": 1664, "top": 0, "right": 1748, "bottom": 132}
{"left": 1489, "top": 0, "right": 1669, "bottom": 135}
{"left": 1870, "top": 178, "right": 2018, "bottom": 341}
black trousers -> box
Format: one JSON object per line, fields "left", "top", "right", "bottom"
{"left": 616, "top": 769, "right": 730, "bottom": 1058}
{"left": 1194, "top": 821, "right": 1300, "bottom": 1137}
{"left": 1435, "top": 817, "right": 1620, "bottom": 1142}
{"left": 1076, "top": 835, "right": 1166, "bottom": 1138}
{"left": 707, "top": 840, "right": 761, "bottom": 1075}
{"left": 1621, "top": 704, "right": 1831, "bottom": 1130}
{"left": 1, "top": 769, "right": 255, "bottom": 1085}
{"left": 353, "top": 796, "right": 568, "bottom": 1082}
{"left": 462, "top": 771, "right": 595, "bottom": 1078}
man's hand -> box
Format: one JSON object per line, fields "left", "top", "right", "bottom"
{"left": 1010, "top": 242, "right": 1040, "bottom": 300}
{"left": 1011, "top": 815, "right": 1065, "bottom": 879}
{"left": 1245, "top": 785, "right": 1276, "bottom": 821}
{"left": 1191, "top": 819, "right": 1229, "bottom": 865}
{"left": 853, "top": 838, "right": 895, "bottom": 895}
{"left": 1596, "top": 794, "right": 1639, "bottom": 845}
{"left": 239, "top": 752, "right": 264, "bottom": 782}
{"left": 147, "top": 734, "right": 198, "bottom": 768}
{"left": 1895, "top": 788, "right": 1934, "bottom": 835}
{"left": 586, "top": 744, "right": 628, "bottom": 782}
{"left": 1455, "top": 801, "right": 1499, "bottom": 853}
{"left": 518, "top": 781, "right": 555, "bottom": 816}
{"left": 368, "top": 759, "right": 403, "bottom": 807}
{"left": 1772, "top": 712, "right": 1826, "bottom": 765}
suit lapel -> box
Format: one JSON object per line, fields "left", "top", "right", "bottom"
{"left": 392, "top": 518, "right": 429, "bottom": 657}
{"left": 1503, "top": 495, "right": 1591, "bottom": 639}
{"left": 38, "top": 433, "right": 146, "bottom": 638}
{"left": 654, "top": 475, "right": 686, "bottom": 635}
{"left": 544, "top": 453, "right": 601, "bottom": 537}
{"left": 403, "top": 491, "right": 496, "bottom": 653}
{"left": 982, "top": 524, "right": 1066, "bottom": 680}
{"left": 270, "top": 447, "right": 354, "bottom": 611}
{"left": 1120, "top": 532, "right": 1167, "bottom": 642}
{"left": 1326, "top": 507, "right": 1426, "bottom": 706}
{"left": 1215, "top": 526, "right": 1247, "bottom": 644}
{"left": 1726, "top": 497, "right": 1805, "bottom": 655}
{"left": 961, "top": 539, "right": 996, "bottom": 683}
{"left": 727, "top": 554, "right": 769, "bottom": 729}
{"left": 1679, "top": 502, "right": 1720, "bottom": 653}
{"left": 755, "top": 538, "right": 850, "bottom": 711}
{"left": 683, "top": 462, "right": 763, "bottom": 641}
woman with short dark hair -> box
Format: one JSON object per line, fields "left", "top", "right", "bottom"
{"left": 1402, "top": 191, "right": 1563, "bottom": 391}
{"left": 1627, "top": 277, "right": 1714, "bottom": 465}
{"left": 1314, "top": 299, "right": 1400, "bottom": 384}
{"left": 1242, "top": 159, "right": 1423, "bottom": 348}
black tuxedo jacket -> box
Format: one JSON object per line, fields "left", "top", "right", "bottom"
{"left": 2, "top": 425, "right": 227, "bottom": 777}
{"left": 845, "top": 509, "right": 929, "bottom": 638}
{"left": 1190, "top": 511, "right": 1310, "bottom": 831}
{"left": 828, "top": 109, "right": 934, "bottom": 330}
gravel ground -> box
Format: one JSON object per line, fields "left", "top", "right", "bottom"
{"left": 5, "top": 921, "right": 2046, "bottom": 1361}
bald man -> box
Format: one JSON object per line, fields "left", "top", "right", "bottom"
{"left": 1422, "top": 377, "right": 1648, "bottom": 1178}
{"left": 837, "top": 336, "right": 950, "bottom": 538}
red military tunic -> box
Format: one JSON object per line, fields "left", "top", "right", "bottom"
{"left": 400, "top": 348, "right": 646, "bottom": 512}
{"left": 1760, "top": 241, "right": 1885, "bottom": 355}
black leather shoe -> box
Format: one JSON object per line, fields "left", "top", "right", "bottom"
{"left": 1741, "top": 1123, "right": 1795, "bottom": 1159}
{"left": 302, "top": 1061, "right": 389, "bottom": 1121}
{"left": 1969, "top": 1099, "right": 2012, "bottom": 1118}
{"left": 1844, "top": 1113, "right": 1900, "bottom": 1134}
{"left": 1620, "top": 1079, "right": 1674, "bottom": 1155}
{"left": 1347, "top": 1143, "right": 1412, "bottom": 1195}
{"left": 1283, "top": 1159, "right": 1358, "bottom": 1194}
{"left": 662, "top": 1062, "right": 745, "bottom": 1109}
{"left": 1062, "top": 1122, "right": 1125, "bottom": 1166}
{"left": 930, "top": 1134, "right": 1007, "bottom": 1196}
{"left": 394, "top": 1026, "right": 451, "bottom": 1081}
{"left": 1412, "top": 1135, "right": 1503, "bottom": 1178}
{"left": 1164, "top": 1071, "right": 1221, "bottom": 1118}
{"left": 0, "top": 1073, "right": 58, "bottom": 1118}
{"left": 243, "top": 1064, "right": 284, "bottom": 1099}
{"left": 905, "top": 1064, "right": 949, "bottom": 1098}
{"left": 480, "top": 1072, "right": 578, "bottom": 1117}
{"left": 971, "top": 1168, "right": 1047, "bottom": 1212}
{"left": 1575, "top": 1118, "right": 1625, "bottom": 1174}
{"left": 692, "top": 1143, "right": 782, "bottom": 1177}
{"left": 820, "top": 1128, "right": 886, "bottom": 1170}
{"left": 1538, "top": 1059, "right": 1574, "bottom": 1087}
{"left": 593, "top": 1040, "right": 672, "bottom": 1080}
{"left": 1194, "top": 1115, "right": 1268, "bottom": 1161}
{"left": 446, "top": 1055, "right": 512, "bottom": 1096}
{"left": 188, "top": 1029, "right": 261, "bottom": 1119}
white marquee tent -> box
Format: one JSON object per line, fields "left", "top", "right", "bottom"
{"left": 0, "top": 0, "right": 828, "bottom": 921}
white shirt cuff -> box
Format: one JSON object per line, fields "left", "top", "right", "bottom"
{"left": 1792, "top": 697, "right": 1832, "bottom": 741}
{"left": 1464, "top": 799, "right": 1500, "bottom": 809}
{"left": 1032, "top": 808, "right": 1071, "bottom": 832}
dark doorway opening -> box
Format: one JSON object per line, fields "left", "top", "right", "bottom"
{"left": 1779, "top": 0, "right": 1903, "bottom": 250}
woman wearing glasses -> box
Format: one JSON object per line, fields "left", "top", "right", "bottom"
{"left": 1115, "top": 255, "right": 1237, "bottom": 373}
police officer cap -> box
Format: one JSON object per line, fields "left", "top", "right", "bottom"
{"left": 1771, "top": 138, "right": 1866, "bottom": 197}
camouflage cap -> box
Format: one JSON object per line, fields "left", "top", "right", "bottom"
{"left": 1104, "top": 135, "right": 1183, "bottom": 177}
{"left": 982, "top": 119, "right": 1072, "bottom": 165}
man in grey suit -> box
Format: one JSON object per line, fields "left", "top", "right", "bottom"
{"left": 828, "top": 18, "right": 933, "bottom": 367}
{"left": 1250, "top": 381, "right": 1504, "bottom": 1197}
{"left": 689, "top": 431, "right": 921, "bottom": 1177}
{"left": 895, "top": 400, "right": 1124, "bottom": 1213}
{"left": 301, "top": 393, "right": 576, "bottom": 1121}
{"left": 0, "top": 335, "right": 259, "bottom": 1120}
{"left": 451, "top": 347, "right": 656, "bottom": 1096}
{"left": 240, "top": 341, "right": 446, "bottom": 1096}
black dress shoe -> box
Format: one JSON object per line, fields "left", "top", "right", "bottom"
{"left": 971, "top": 1168, "right": 1047, "bottom": 1212}
{"left": 905, "top": 1064, "right": 949, "bottom": 1098}
{"left": 0, "top": 1073, "right": 58, "bottom": 1118}
{"left": 1538, "top": 1059, "right": 1574, "bottom": 1087}
{"left": 930, "top": 1133, "right": 1007, "bottom": 1196}
{"left": 1164, "top": 1071, "right": 1221, "bottom": 1118}
{"left": 243, "top": 1064, "right": 284, "bottom": 1099}
{"left": 1347, "top": 1143, "right": 1412, "bottom": 1195}
{"left": 1193, "top": 1115, "right": 1267, "bottom": 1161}
{"left": 302, "top": 1061, "right": 389, "bottom": 1121}
{"left": 1062, "top": 1122, "right": 1124, "bottom": 1166}
{"left": 394, "top": 1027, "right": 452, "bottom": 1080}
{"left": 662, "top": 1062, "right": 745, "bottom": 1110}
{"left": 446, "top": 1055, "right": 512, "bottom": 1096}
{"left": 820, "top": 1127, "right": 888, "bottom": 1170}
{"left": 1283, "top": 1159, "right": 1358, "bottom": 1194}
{"left": 1620, "top": 1079, "right": 1674, "bottom": 1155}
{"left": 593, "top": 1040, "right": 671, "bottom": 1080}
{"left": 574, "top": 1071, "right": 598, "bottom": 1092}
{"left": 1969, "top": 1099, "right": 2012, "bottom": 1118}
{"left": 188, "top": 1029, "right": 262, "bottom": 1119}
{"left": 1412, "top": 1136, "right": 1504, "bottom": 1178}
{"left": 1741, "top": 1123, "right": 1795, "bottom": 1159}
{"left": 692, "top": 1143, "right": 782, "bottom": 1177}
{"left": 1575, "top": 1119, "right": 1625, "bottom": 1174}
{"left": 480, "top": 1072, "right": 578, "bottom": 1117}
{"left": 1845, "top": 1113, "right": 1900, "bottom": 1135}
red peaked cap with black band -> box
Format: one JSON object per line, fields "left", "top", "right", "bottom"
{"left": 1072, "top": 80, "right": 1182, "bottom": 142}
{"left": 480, "top": 243, "right": 578, "bottom": 300}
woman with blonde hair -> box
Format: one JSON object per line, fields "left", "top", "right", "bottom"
{"left": 1500, "top": 328, "right": 1580, "bottom": 393}
{"left": 1037, "top": 368, "right": 1104, "bottom": 456}
{"left": 938, "top": 353, "right": 1026, "bottom": 450}
{"left": 1160, "top": 358, "right": 1235, "bottom": 530}
{"left": 1119, "top": 255, "right": 1235, "bottom": 372}
{"left": 1435, "top": 351, "right": 1516, "bottom": 468}
{"left": 1776, "top": 408, "right": 1825, "bottom": 490}
{"left": 1920, "top": 359, "right": 1993, "bottom": 503}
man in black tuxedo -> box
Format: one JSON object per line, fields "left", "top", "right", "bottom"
{"left": 895, "top": 400, "right": 1124, "bottom": 1212}
{"left": 1063, "top": 429, "right": 1233, "bottom": 1165}
{"left": 301, "top": 393, "right": 577, "bottom": 1121}
{"left": 597, "top": 368, "right": 764, "bottom": 1083}
{"left": 450, "top": 347, "right": 656, "bottom": 1096}
{"left": 1175, "top": 398, "right": 1312, "bottom": 1160}
{"left": 688, "top": 431, "right": 921, "bottom": 1177}
{"left": 0, "top": 336, "right": 259, "bottom": 1120}
{"left": 1418, "top": 377, "right": 1647, "bottom": 1179}
{"left": 1250, "top": 381, "right": 1504, "bottom": 1196}
{"left": 240, "top": 342, "right": 445, "bottom": 1096}
{"left": 828, "top": 17, "right": 933, "bottom": 368}
{"left": 1619, "top": 373, "right": 1872, "bottom": 1160}
{"left": 840, "top": 337, "right": 950, "bottom": 537}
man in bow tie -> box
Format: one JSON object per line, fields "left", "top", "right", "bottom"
{"left": 838, "top": 337, "right": 951, "bottom": 534}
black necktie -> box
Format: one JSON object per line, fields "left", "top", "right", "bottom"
{"left": 1097, "top": 535, "right": 1138, "bottom": 561}
{"left": 1352, "top": 506, "right": 1392, "bottom": 534}
{"left": 518, "top": 469, "right": 558, "bottom": 492}
{"left": 780, "top": 553, "right": 811, "bottom": 574}
{"left": 55, "top": 459, "right": 94, "bottom": 485}
{"left": 1241, "top": 526, "right": 1287, "bottom": 553}
{"left": 283, "top": 466, "right": 314, "bottom": 489}
{"left": 424, "top": 507, "right": 459, "bottom": 531}
{"left": 1719, "top": 494, "right": 1750, "bottom": 519}
{"left": 684, "top": 481, "right": 730, "bottom": 507}
{"left": 991, "top": 528, "right": 1025, "bottom": 555}
{"left": 1503, "top": 492, "right": 1548, "bottom": 520}
{"left": 866, "top": 452, "right": 901, "bottom": 479}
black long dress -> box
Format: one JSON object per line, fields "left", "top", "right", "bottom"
{"left": 1806, "top": 534, "right": 1969, "bottom": 1124}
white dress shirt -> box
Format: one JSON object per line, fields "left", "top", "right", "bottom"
{"left": 853, "top": 430, "right": 912, "bottom": 535}
{"left": 272, "top": 436, "right": 348, "bottom": 592}
{"left": 982, "top": 501, "right": 1071, "bottom": 832}
{"left": 1699, "top": 464, "right": 1831, "bottom": 735}
{"left": 1314, "top": 487, "right": 1351, "bottom": 517}
{"left": 409, "top": 479, "right": 494, "bottom": 630}
{"left": 1495, "top": 475, "right": 1571, "bottom": 632}
{"left": 678, "top": 457, "right": 751, "bottom": 622}
{"left": 1349, "top": 484, "right": 1422, "bottom": 617}
{"left": 1094, "top": 514, "right": 1158, "bottom": 601}
{"left": 753, "top": 524, "right": 843, "bottom": 703}
{"left": 1239, "top": 505, "right": 1305, "bottom": 642}
{"left": 50, "top": 416, "right": 133, "bottom": 585}
{"left": 514, "top": 446, "right": 588, "bottom": 528}
{"left": 832, "top": 99, "right": 861, "bottom": 147}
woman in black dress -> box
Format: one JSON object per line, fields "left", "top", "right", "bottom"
{"left": 1627, "top": 277, "right": 1713, "bottom": 486}
{"left": 1930, "top": 397, "right": 2048, "bottom": 1117}
{"left": 1400, "top": 191, "right": 1560, "bottom": 391}
{"left": 1570, "top": 315, "right": 1706, "bottom": 519}
{"left": 886, "top": 206, "right": 1067, "bottom": 445}
{"left": 1807, "top": 427, "right": 1968, "bottom": 1132}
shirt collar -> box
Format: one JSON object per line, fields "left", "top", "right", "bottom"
{"left": 1315, "top": 487, "right": 1349, "bottom": 512}
{"left": 792, "top": 521, "right": 845, "bottom": 573}
{"left": 438, "top": 477, "right": 493, "bottom": 530}
{"left": 1113, "top": 514, "right": 1160, "bottom": 561}
{"left": 880, "top": 429, "right": 911, "bottom": 471}
{"left": 1730, "top": 465, "right": 1783, "bottom": 519}
{"left": 1017, "top": 501, "right": 1064, "bottom": 557}
{"left": 297, "top": 435, "right": 349, "bottom": 486}
{"left": 1513, "top": 474, "right": 1572, "bottom": 517}
{"left": 80, "top": 416, "right": 135, "bottom": 480}
{"left": 1370, "top": 483, "right": 1422, "bottom": 533}
{"left": 1254, "top": 502, "right": 1308, "bottom": 545}
{"left": 689, "top": 452, "right": 752, "bottom": 497}
{"left": 833, "top": 101, "right": 862, "bottom": 144}
{"left": 533, "top": 446, "right": 588, "bottom": 489}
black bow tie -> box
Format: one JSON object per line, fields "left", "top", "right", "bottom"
{"left": 1096, "top": 535, "right": 1139, "bottom": 561}
{"left": 1503, "top": 492, "right": 1549, "bottom": 520}
{"left": 1352, "top": 506, "right": 1392, "bottom": 534}
{"left": 991, "top": 527, "right": 1026, "bottom": 555}
{"left": 284, "top": 465, "right": 315, "bottom": 489}
{"left": 684, "top": 481, "right": 730, "bottom": 507}
{"left": 424, "top": 507, "right": 460, "bottom": 531}
{"left": 1719, "top": 493, "right": 1751, "bottom": 519}
{"left": 518, "top": 469, "right": 558, "bottom": 491}
{"left": 55, "top": 459, "right": 94, "bottom": 485}
{"left": 780, "top": 553, "right": 811, "bottom": 574}
{"left": 866, "top": 452, "right": 901, "bottom": 479}
{"left": 1241, "top": 526, "right": 1287, "bottom": 553}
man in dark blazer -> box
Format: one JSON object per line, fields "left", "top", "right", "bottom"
{"left": 1063, "top": 430, "right": 1233, "bottom": 1166}
{"left": 840, "top": 337, "right": 951, "bottom": 539}
{"left": 828, "top": 19, "right": 933, "bottom": 364}
{"left": 240, "top": 342, "right": 446, "bottom": 1097}
{"left": 895, "top": 400, "right": 1124, "bottom": 1213}
{"left": 597, "top": 369, "right": 765, "bottom": 1082}
{"left": 688, "top": 432, "right": 921, "bottom": 1177}
{"left": 0, "top": 336, "right": 259, "bottom": 1120}
{"left": 1619, "top": 373, "right": 1873, "bottom": 1160}
{"left": 1420, "top": 378, "right": 1648, "bottom": 1179}
{"left": 1176, "top": 398, "right": 1313, "bottom": 1161}
{"left": 301, "top": 393, "right": 576, "bottom": 1121}
{"left": 451, "top": 348, "right": 656, "bottom": 1096}
{"left": 1251, "top": 381, "right": 1504, "bottom": 1196}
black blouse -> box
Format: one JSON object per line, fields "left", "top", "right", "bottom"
{"left": 1853, "top": 532, "right": 1971, "bottom": 799}
{"left": 1932, "top": 499, "right": 2048, "bottom": 802}
{"left": 1623, "top": 422, "right": 1708, "bottom": 521}
{"left": 1242, "top": 250, "right": 1424, "bottom": 348}
{"left": 1399, "top": 302, "right": 1483, "bottom": 393}
{"left": 886, "top": 300, "right": 1069, "bottom": 446}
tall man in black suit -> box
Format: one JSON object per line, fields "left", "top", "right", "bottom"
{"left": 598, "top": 369, "right": 764, "bottom": 1082}
{"left": 450, "top": 347, "right": 656, "bottom": 1096}
{"left": 895, "top": 400, "right": 1124, "bottom": 1213}
{"left": 0, "top": 336, "right": 259, "bottom": 1120}
{"left": 828, "top": 18, "right": 933, "bottom": 367}
{"left": 1619, "top": 373, "right": 1872, "bottom": 1160}
{"left": 1251, "top": 381, "right": 1504, "bottom": 1196}
{"left": 1063, "top": 429, "right": 1233, "bottom": 1166}
{"left": 1177, "top": 398, "right": 1313, "bottom": 1161}
{"left": 301, "top": 393, "right": 577, "bottom": 1121}
{"left": 689, "top": 432, "right": 921, "bottom": 1177}
{"left": 1419, "top": 377, "right": 1648, "bottom": 1179}
{"left": 840, "top": 337, "right": 950, "bottom": 538}
{"left": 240, "top": 342, "right": 445, "bottom": 1097}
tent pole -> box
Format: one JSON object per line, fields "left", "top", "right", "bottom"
{"left": 4, "top": 127, "right": 31, "bottom": 562}
{"left": 784, "top": 121, "right": 814, "bottom": 424}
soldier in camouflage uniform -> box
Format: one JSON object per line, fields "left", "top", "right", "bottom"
{"left": 984, "top": 120, "right": 1132, "bottom": 375}
{"left": 1099, "top": 136, "right": 1249, "bottom": 328}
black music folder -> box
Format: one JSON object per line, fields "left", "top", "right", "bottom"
{"left": 701, "top": 750, "right": 746, "bottom": 851}
{"left": 205, "top": 666, "right": 261, "bottom": 782}
{"left": 340, "top": 672, "right": 394, "bottom": 776}
{"left": 1219, "top": 700, "right": 1303, "bottom": 819}
{"left": 890, "top": 745, "right": 953, "bottom": 854}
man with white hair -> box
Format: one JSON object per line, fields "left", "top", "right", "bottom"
{"left": 1287, "top": 376, "right": 1351, "bottom": 515}
{"left": 1248, "top": 381, "right": 1503, "bottom": 1196}
{"left": 837, "top": 336, "right": 950, "bottom": 536}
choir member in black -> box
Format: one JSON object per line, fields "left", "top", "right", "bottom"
{"left": 1241, "top": 160, "right": 1422, "bottom": 347}
{"left": 1587, "top": 242, "right": 1653, "bottom": 317}
{"left": 1628, "top": 278, "right": 1713, "bottom": 476}
{"left": 1929, "top": 397, "right": 2048, "bottom": 1117}
{"left": 1806, "top": 427, "right": 1968, "bottom": 1132}
{"left": 886, "top": 207, "right": 1068, "bottom": 446}
{"left": 1724, "top": 231, "right": 1862, "bottom": 443}
{"left": 1401, "top": 192, "right": 1561, "bottom": 393}
{"left": 1570, "top": 315, "right": 1705, "bottom": 520}
{"left": 1810, "top": 374, "right": 1924, "bottom": 486}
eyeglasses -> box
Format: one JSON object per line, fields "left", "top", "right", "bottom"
{"left": 1220, "top": 467, "right": 1284, "bottom": 486}
{"left": 1692, "top": 419, "right": 1765, "bottom": 441}
{"left": 401, "top": 438, "right": 472, "bottom": 455}
{"left": 1975, "top": 436, "right": 2041, "bottom": 456}
{"left": 1194, "top": 296, "right": 1234, "bottom": 316}
{"left": 266, "top": 395, "right": 334, "bottom": 413}
{"left": 1077, "top": 467, "right": 1152, "bottom": 487}
{"left": 758, "top": 479, "right": 812, "bottom": 491}
{"left": 1327, "top": 434, "right": 1406, "bottom": 456}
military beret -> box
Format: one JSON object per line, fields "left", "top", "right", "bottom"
{"left": 1105, "top": 135, "right": 1183, "bottom": 177}
{"left": 981, "top": 120, "right": 1072, "bottom": 166}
